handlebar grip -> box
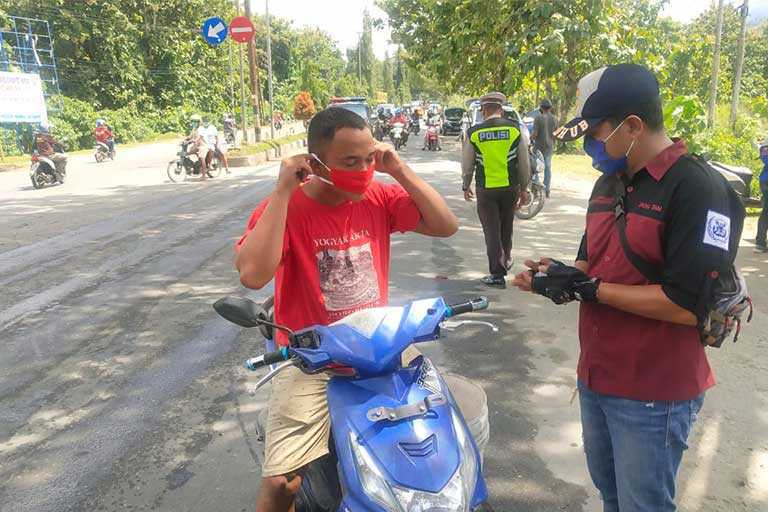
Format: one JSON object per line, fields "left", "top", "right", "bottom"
{"left": 446, "top": 296, "right": 489, "bottom": 317}
{"left": 244, "top": 347, "right": 289, "bottom": 371}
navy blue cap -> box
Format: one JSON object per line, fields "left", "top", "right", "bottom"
{"left": 554, "top": 64, "right": 660, "bottom": 141}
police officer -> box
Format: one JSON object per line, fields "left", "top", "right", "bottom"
{"left": 513, "top": 64, "right": 745, "bottom": 511}
{"left": 462, "top": 92, "right": 530, "bottom": 288}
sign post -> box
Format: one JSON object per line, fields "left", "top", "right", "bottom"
{"left": 201, "top": 16, "right": 228, "bottom": 46}
{"left": 229, "top": 16, "right": 255, "bottom": 44}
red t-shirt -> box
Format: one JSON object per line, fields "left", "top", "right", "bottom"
{"left": 94, "top": 126, "right": 113, "bottom": 143}
{"left": 235, "top": 180, "right": 421, "bottom": 345}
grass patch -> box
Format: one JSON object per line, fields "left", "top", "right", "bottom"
{"left": 0, "top": 154, "right": 29, "bottom": 169}
{"left": 552, "top": 153, "right": 600, "bottom": 181}
{"left": 230, "top": 133, "right": 306, "bottom": 156}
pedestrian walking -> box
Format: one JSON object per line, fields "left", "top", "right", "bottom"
{"left": 756, "top": 140, "right": 768, "bottom": 252}
{"left": 531, "top": 99, "right": 557, "bottom": 197}
{"left": 462, "top": 92, "right": 531, "bottom": 288}
{"left": 513, "top": 64, "right": 746, "bottom": 512}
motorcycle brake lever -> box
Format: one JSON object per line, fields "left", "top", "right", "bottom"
{"left": 441, "top": 320, "right": 499, "bottom": 333}
{"left": 247, "top": 360, "right": 296, "bottom": 394}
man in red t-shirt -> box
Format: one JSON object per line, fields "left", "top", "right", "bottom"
{"left": 94, "top": 119, "right": 115, "bottom": 154}
{"left": 235, "top": 106, "right": 458, "bottom": 512}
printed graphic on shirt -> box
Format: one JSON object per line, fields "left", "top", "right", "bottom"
{"left": 703, "top": 210, "right": 730, "bottom": 250}
{"left": 317, "top": 242, "right": 379, "bottom": 313}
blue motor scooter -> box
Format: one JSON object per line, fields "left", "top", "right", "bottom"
{"left": 213, "top": 295, "right": 497, "bottom": 511}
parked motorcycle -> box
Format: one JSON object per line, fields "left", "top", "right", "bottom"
{"left": 166, "top": 139, "right": 221, "bottom": 182}
{"left": 94, "top": 140, "right": 116, "bottom": 163}
{"left": 424, "top": 124, "right": 440, "bottom": 151}
{"left": 223, "top": 117, "right": 237, "bottom": 145}
{"left": 390, "top": 122, "right": 407, "bottom": 151}
{"left": 213, "top": 295, "right": 497, "bottom": 512}
{"left": 515, "top": 149, "right": 547, "bottom": 220}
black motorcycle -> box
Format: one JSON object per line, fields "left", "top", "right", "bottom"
{"left": 515, "top": 149, "right": 547, "bottom": 220}
{"left": 94, "top": 139, "right": 116, "bottom": 162}
{"left": 166, "top": 139, "right": 221, "bottom": 182}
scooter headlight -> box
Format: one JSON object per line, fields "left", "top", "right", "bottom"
{"left": 350, "top": 411, "right": 479, "bottom": 512}
{"left": 350, "top": 432, "right": 402, "bottom": 511}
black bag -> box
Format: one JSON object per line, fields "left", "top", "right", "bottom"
{"left": 613, "top": 156, "right": 752, "bottom": 347}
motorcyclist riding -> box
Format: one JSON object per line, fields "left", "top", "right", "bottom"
{"left": 34, "top": 123, "right": 67, "bottom": 177}
{"left": 94, "top": 119, "right": 115, "bottom": 154}
{"left": 187, "top": 114, "right": 211, "bottom": 179}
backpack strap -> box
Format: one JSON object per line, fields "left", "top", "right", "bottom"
{"left": 613, "top": 189, "right": 664, "bottom": 284}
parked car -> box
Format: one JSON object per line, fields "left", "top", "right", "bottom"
{"left": 442, "top": 107, "right": 465, "bottom": 135}
{"left": 328, "top": 96, "right": 372, "bottom": 123}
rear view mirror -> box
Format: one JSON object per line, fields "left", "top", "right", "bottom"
{"left": 213, "top": 296, "right": 266, "bottom": 328}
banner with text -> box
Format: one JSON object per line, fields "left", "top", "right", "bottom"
{"left": 0, "top": 72, "right": 49, "bottom": 124}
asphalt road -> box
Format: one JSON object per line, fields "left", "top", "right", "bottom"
{"left": 1, "top": 134, "right": 767, "bottom": 512}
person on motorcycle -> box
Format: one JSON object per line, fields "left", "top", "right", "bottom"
{"left": 389, "top": 108, "right": 410, "bottom": 146}
{"left": 94, "top": 119, "right": 115, "bottom": 154}
{"left": 234, "top": 106, "right": 458, "bottom": 512}
{"left": 423, "top": 117, "right": 442, "bottom": 151}
{"left": 197, "top": 116, "right": 220, "bottom": 177}
{"left": 389, "top": 108, "right": 409, "bottom": 128}
{"left": 461, "top": 92, "right": 531, "bottom": 287}
{"left": 34, "top": 123, "right": 67, "bottom": 176}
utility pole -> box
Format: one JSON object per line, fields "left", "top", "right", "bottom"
{"left": 244, "top": 0, "right": 262, "bottom": 141}
{"left": 730, "top": 0, "right": 749, "bottom": 130}
{"left": 266, "top": 0, "right": 275, "bottom": 140}
{"left": 228, "top": 37, "right": 236, "bottom": 116}
{"left": 707, "top": 0, "right": 725, "bottom": 129}
{"left": 356, "top": 31, "right": 362, "bottom": 86}
{"left": 236, "top": 0, "right": 249, "bottom": 145}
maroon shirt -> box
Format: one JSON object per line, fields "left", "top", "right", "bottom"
{"left": 577, "top": 140, "right": 739, "bottom": 401}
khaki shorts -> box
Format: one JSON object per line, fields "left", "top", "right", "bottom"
{"left": 262, "top": 346, "right": 421, "bottom": 477}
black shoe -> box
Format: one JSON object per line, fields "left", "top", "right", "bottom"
{"left": 755, "top": 244, "right": 768, "bottom": 253}
{"left": 481, "top": 275, "right": 506, "bottom": 288}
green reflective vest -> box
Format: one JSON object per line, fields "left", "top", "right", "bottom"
{"left": 468, "top": 117, "right": 521, "bottom": 189}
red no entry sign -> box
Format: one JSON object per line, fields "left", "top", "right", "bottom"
{"left": 229, "top": 16, "right": 255, "bottom": 43}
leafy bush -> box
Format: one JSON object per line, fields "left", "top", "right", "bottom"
{"left": 293, "top": 91, "right": 316, "bottom": 121}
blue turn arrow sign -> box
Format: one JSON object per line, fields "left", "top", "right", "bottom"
{"left": 201, "top": 16, "right": 228, "bottom": 45}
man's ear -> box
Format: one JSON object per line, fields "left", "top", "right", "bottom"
{"left": 626, "top": 115, "right": 645, "bottom": 137}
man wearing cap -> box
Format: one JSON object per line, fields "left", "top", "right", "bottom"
{"left": 512, "top": 64, "right": 744, "bottom": 511}
{"left": 462, "top": 92, "right": 531, "bottom": 288}
{"left": 531, "top": 99, "right": 557, "bottom": 197}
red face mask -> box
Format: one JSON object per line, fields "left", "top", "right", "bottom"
{"left": 312, "top": 154, "right": 375, "bottom": 195}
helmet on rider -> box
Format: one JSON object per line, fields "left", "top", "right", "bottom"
{"left": 190, "top": 114, "right": 202, "bottom": 128}
{"left": 95, "top": 119, "right": 106, "bottom": 127}
{"left": 38, "top": 122, "right": 52, "bottom": 134}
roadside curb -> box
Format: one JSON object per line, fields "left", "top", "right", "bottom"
{"left": 228, "top": 138, "right": 307, "bottom": 168}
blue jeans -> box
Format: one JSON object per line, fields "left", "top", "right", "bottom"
{"left": 541, "top": 149, "right": 552, "bottom": 195}
{"left": 578, "top": 381, "right": 704, "bottom": 511}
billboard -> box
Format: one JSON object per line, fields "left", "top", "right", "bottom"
{"left": 0, "top": 71, "right": 49, "bottom": 124}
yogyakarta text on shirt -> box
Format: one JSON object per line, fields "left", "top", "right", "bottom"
{"left": 313, "top": 228, "right": 371, "bottom": 248}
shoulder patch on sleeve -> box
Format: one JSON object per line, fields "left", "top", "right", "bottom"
{"left": 703, "top": 210, "right": 731, "bottom": 250}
